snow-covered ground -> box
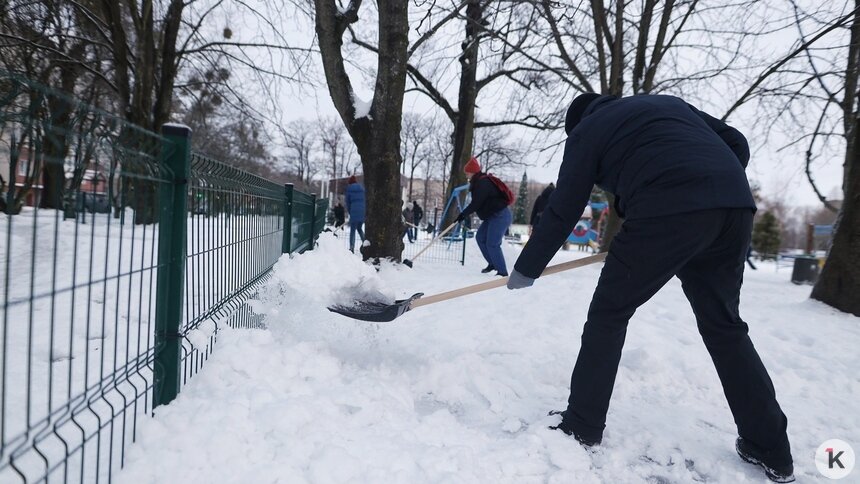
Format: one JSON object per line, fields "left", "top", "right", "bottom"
{"left": 116, "top": 234, "right": 859, "bottom": 483}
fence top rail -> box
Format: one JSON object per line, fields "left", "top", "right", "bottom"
{"left": 189, "top": 152, "right": 282, "bottom": 198}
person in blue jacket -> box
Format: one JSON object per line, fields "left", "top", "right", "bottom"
{"left": 456, "top": 156, "right": 513, "bottom": 276}
{"left": 345, "top": 175, "right": 366, "bottom": 253}
{"left": 507, "top": 93, "right": 794, "bottom": 483}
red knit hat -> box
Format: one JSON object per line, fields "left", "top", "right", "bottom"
{"left": 464, "top": 156, "right": 481, "bottom": 174}
{"left": 348, "top": 175, "right": 357, "bottom": 184}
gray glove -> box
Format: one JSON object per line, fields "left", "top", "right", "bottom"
{"left": 506, "top": 269, "right": 535, "bottom": 290}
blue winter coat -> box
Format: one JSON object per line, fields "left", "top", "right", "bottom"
{"left": 345, "top": 183, "right": 366, "bottom": 223}
{"left": 515, "top": 94, "right": 757, "bottom": 278}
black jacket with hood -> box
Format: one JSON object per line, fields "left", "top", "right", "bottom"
{"left": 516, "top": 94, "right": 756, "bottom": 278}
{"left": 530, "top": 184, "right": 555, "bottom": 226}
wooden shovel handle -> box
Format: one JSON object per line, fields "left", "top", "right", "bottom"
{"left": 408, "top": 222, "right": 459, "bottom": 262}
{"left": 410, "top": 252, "right": 607, "bottom": 309}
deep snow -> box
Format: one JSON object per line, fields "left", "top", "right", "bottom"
{"left": 116, "top": 233, "right": 859, "bottom": 483}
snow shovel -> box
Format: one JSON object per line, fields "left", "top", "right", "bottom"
{"left": 402, "top": 222, "right": 459, "bottom": 268}
{"left": 329, "top": 252, "right": 607, "bottom": 322}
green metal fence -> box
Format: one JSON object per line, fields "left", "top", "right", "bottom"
{"left": 0, "top": 73, "right": 326, "bottom": 483}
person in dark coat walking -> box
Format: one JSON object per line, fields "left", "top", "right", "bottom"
{"left": 402, "top": 204, "right": 415, "bottom": 243}
{"left": 529, "top": 183, "right": 555, "bottom": 235}
{"left": 333, "top": 203, "right": 346, "bottom": 229}
{"left": 506, "top": 93, "right": 794, "bottom": 483}
{"left": 456, "top": 156, "right": 513, "bottom": 276}
{"left": 345, "top": 175, "right": 366, "bottom": 253}
{"left": 412, "top": 201, "right": 423, "bottom": 241}
{"left": 746, "top": 245, "right": 758, "bottom": 270}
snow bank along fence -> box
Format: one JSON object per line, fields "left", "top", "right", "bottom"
{"left": 0, "top": 73, "right": 327, "bottom": 483}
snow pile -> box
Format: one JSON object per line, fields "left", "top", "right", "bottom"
{"left": 262, "top": 232, "right": 392, "bottom": 307}
{"left": 115, "top": 239, "right": 860, "bottom": 484}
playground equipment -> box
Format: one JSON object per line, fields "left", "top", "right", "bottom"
{"left": 438, "top": 183, "right": 470, "bottom": 235}
{"left": 566, "top": 201, "right": 609, "bottom": 249}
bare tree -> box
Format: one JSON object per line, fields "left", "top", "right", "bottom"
{"left": 314, "top": 0, "right": 409, "bottom": 260}
{"left": 720, "top": 1, "right": 860, "bottom": 315}
{"left": 393, "top": 1, "right": 556, "bottom": 227}
{"left": 401, "top": 113, "right": 436, "bottom": 202}
{"left": 281, "top": 120, "right": 318, "bottom": 185}
{"left": 0, "top": 0, "right": 112, "bottom": 213}
{"left": 2, "top": 0, "right": 311, "bottom": 222}
{"left": 471, "top": 125, "right": 524, "bottom": 177}
{"left": 528, "top": 0, "right": 781, "bottom": 249}
{"left": 317, "top": 116, "right": 358, "bottom": 198}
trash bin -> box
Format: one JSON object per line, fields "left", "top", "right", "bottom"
{"left": 791, "top": 256, "right": 819, "bottom": 285}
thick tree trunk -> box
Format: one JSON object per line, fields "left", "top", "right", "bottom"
{"left": 40, "top": 56, "right": 86, "bottom": 210}
{"left": 443, "top": 0, "right": 482, "bottom": 228}
{"left": 360, "top": 0, "right": 408, "bottom": 261}
{"left": 360, "top": 144, "right": 405, "bottom": 261}
{"left": 315, "top": 0, "right": 409, "bottom": 260}
{"left": 810, "top": 2, "right": 860, "bottom": 316}
{"left": 599, "top": 193, "right": 623, "bottom": 252}
{"left": 811, "top": 144, "right": 860, "bottom": 316}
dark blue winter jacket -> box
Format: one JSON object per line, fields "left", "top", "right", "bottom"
{"left": 515, "top": 94, "right": 757, "bottom": 279}
{"left": 345, "top": 183, "right": 366, "bottom": 224}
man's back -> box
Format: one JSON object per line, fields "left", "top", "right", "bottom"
{"left": 572, "top": 95, "right": 756, "bottom": 219}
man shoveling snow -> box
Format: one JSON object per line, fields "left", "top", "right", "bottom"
{"left": 507, "top": 93, "right": 794, "bottom": 483}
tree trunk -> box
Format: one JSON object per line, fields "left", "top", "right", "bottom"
{"left": 359, "top": 141, "right": 405, "bottom": 260}
{"left": 811, "top": 4, "right": 860, "bottom": 316}
{"left": 314, "top": 0, "right": 409, "bottom": 261}
{"left": 40, "top": 57, "right": 85, "bottom": 210}
{"left": 599, "top": 193, "right": 623, "bottom": 252}
{"left": 442, "top": 0, "right": 483, "bottom": 227}
{"left": 811, "top": 138, "right": 860, "bottom": 316}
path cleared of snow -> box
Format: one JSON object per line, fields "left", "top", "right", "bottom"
{"left": 116, "top": 234, "right": 859, "bottom": 483}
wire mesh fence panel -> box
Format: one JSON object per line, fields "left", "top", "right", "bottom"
{"left": 178, "top": 154, "right": 286, "bottom": 387}
{"left": 289, "top": 191, "right": 316, "bottom": 254}
{"left": 1, "top": 73, "right": 174, "bottom": 484}
{"left": 0, "top": 73, "right": 329, "bottom": 484}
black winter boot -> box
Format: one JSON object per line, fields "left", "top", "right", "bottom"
{"left": 548, "top": 410, "right": 601, "bottom": 447}
{"left": 736, "top": 437, "right": 794, "bottom": 483}
{"left": 481, "top": 264, "right": 495, "bottom": 273}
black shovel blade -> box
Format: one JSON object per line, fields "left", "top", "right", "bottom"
{"left": 327, "top": 293, "right": 424, "bottom": 322}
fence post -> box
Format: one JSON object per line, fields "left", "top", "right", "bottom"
{"left": 308, "top": 193, "right": 317, "bottom": 251}
{"left": 460, "top": 224, "right": 466, "bottom": 266}
{"left": 154, "top": 124, "right": 191, "bottom": 409}
{"left": 282, "top": 183, "right": 294, "bottom": 254}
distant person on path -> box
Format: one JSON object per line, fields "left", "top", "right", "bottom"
{"left": 0, "top": 174, "right": 6, "bottom": 213}
{"left": 402, "top": 204, "right": 415, "bottom": 243}
{"left": 456, "top": 156, "right": 514, "bottom": 276}
{"left": 746, "top": 246, "right": 758, "bottom": 270}
{"left": 506, "top": 93, "right": 794, "bottom": 483}
{"left": 345, "top": 175, "right": 366, "bottom": 253}
{"left": 412, "top": 201, "right": 423, "bottom": 241}
{"left": 333, "top": 202, "right": 346, "bottom": 229}
{"left": 529, "top": 183, "right": 555, "bottom": 235}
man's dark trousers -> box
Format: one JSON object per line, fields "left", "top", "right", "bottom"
{"left": 562, "top": 208, "right": 790, "bottom": 456}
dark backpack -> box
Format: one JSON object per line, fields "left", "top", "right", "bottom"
{"left": 479, "top": 173, "right": 515, "bottom": 206}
